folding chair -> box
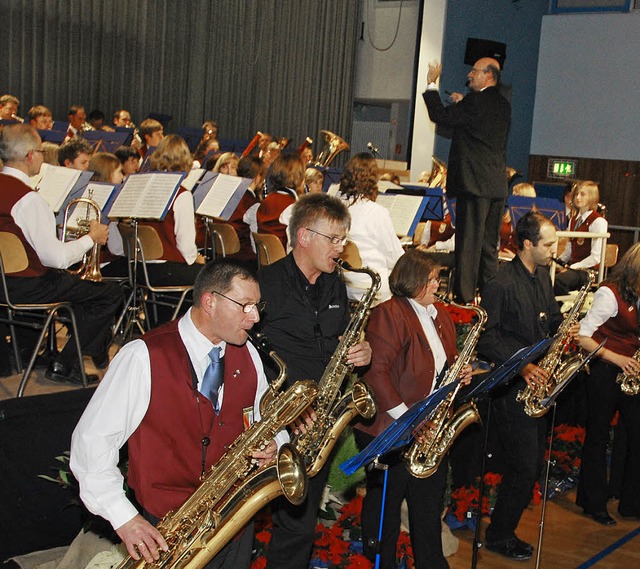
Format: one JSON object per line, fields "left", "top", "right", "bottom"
{"left": 252, "top": 232, "right": 286, "bottom": 268}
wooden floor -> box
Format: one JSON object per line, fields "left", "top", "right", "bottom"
{"left": 2, "top": 361, "right": 640, "bottom": 568}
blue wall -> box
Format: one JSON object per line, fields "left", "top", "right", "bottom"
{"left": 434, "top": 0, "right": 549, "bottom": 179}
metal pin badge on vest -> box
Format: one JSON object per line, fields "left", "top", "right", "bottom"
{"left": 233, "top": 369, "right": 241, "bottom": 378}
{"left": 577, "top": 238, "right": 585, "bottom": 246}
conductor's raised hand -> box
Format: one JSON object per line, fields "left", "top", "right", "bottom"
{"left": 427, "top": 62, "right": 442, "bottom": 84}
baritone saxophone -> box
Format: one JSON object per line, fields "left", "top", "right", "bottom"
{"left": 404, "top": 299, "right": 486, "bottom": 478}
{"left": 616, "top": 347, "right": 640, "bottom": 395}
{"left": 291, "top": 260, "right": 380, "bottom": 477}
{"left": 115, "top": 332, "right": 318, "bottom": 569}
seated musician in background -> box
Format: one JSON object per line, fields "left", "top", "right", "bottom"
{"left": 256, "top": 153, "right": 305, "bottom": 248}
{"left": 258, "top": 192, "right": 371, "bottom": 569}
{"left": 58, "top": 137, "right": 93, "bottom": 171}
{"left": 299, "top": 145, "right": 314, "bottom": 165}
{"left": 87, "top": 109, "right": 114, "bottom": 132}
{"left": 212, "top": 152, "right": 239, "bottom": 176}
{"left": 28, "top": 105, "right": 54, "bottom": 130}
{"left": 71, "top": 260, "right": 280, "bottom": 568}
{"left": 576, "top": 242, "right": 640, "bottom": 525}
{"left": 0, "top": 124, "right": 122, "bottom": 382}
{"left": 226, "top": 155, "right": 263, "bottom": 263}
{"left": 138, "top": 134, "right": 205, "bottom": 289}
{"left": 499, "top": 182, "right": 537, "bottom": 261}
{"left": 354, "top": 247, "right": 472, "bottom": 569}
{"left": 476, "top": 212, "right": 565, "bottom": 560}
{"left": 65, "top": 104, "right": 86, "bottom": 140}
{"left": 113, "top": 109, "right": 133, "bottom": 128}
{"left": 136, "top": 118, "right": 164, "bottom": 159}
{"left": 261, "top": 141, "right": 282, "bottom": 169}
{"left": 555, "top": 180, "right": 607, "bottom": 295}
{"left": 304, "top": 166, "right": 324, "bottom": 194}
{"left": 338, "top": 152, "right": 403, "bottom": 304}
{"left": 114, "top": 145, "right": 140, "bottom": 177}
{"left": 0, "top": 94, "right": 20, "bottom": 121}
{"left": 420, "top": 188, "right": 455, "bottom": 269}
{"left": 87, "top": 152, "right": 127, "bottom": 277}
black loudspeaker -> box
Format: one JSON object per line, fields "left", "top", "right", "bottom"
{"left": 464, "top": 38, "right": 507, "bottom": 68}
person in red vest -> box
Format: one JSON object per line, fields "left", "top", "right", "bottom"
{"left": 71, "top": 260, "right": 282, "bottom": 568}
{"left": 64, "top": 104, "right": 86, "bottom": 140}
{"left": 0, "top": 124, "right": 122, "bottom": 382}
{"left": 555, "top": 180, "right": 607, "bottom": 295}
{"left": 576, "top": 242, "right": 640, "bottom": 525}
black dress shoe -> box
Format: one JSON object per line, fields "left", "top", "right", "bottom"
{"left": 45, "top": 361, "right": 98, "bottom": 385}
{"left": 585, "top": 511, "right": 617, "bottom": 526}
{"left": 485, "top": 538, "right": 534, "bottom": 561}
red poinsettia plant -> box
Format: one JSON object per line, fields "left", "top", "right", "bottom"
{"left": 545, "top": 423, "right": 585, "bottom": 479}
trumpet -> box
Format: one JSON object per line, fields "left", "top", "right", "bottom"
{"left": 11, "top": 113, "right": 25, "bottom": 124}
{"left": 61, "top": 194, "right": 103, "bottom": 282}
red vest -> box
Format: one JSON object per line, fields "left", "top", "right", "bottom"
{"left": 228, "top": 190, "right": 258, "bottom": 261}
{"left": 499, "top": 215, "right": 517, "bottom": 254}
{"left": 0, "top": 174, "right": 49, "bottom": 277}
{"left": 140, "top": 186, "right": 192, "bottom": 262}
{"left": 128, "top": 319, "right": 258, "bottom": 518}
{"left": 257, "top": 192, "right": 295, "bottom": 248}
{"left": 569, "top": 210, "right": 602, "bottom": 268}
{"left": 592, "top": 282, "right": 640, "bottom": 358}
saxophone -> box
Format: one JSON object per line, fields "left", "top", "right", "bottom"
{"left": 616, "top": 348, "right": 640, "bottom": 395}
{"left": 517, "top": 271, "right": 595, "bottom": 417}
{"left": 116, "top": 332, "right": 318, "bottom": 569}
{"left": 291, "top": 260, "right": 380, "bottom": 477}
{"left": 404, "top": 299, "right": 487, "bottom": 478}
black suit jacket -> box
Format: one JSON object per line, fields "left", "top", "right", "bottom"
{"left": 423, "top": 86, "right": 510, "bottom": 200}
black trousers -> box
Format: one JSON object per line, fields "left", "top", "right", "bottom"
{"left": 265, "top": 454, "right": 331, "bottom": 569}
{"left": 454, "top": 195, "right": 504, "bottom": 303}
{"left": 6, "top": 271, "right": 123, "bottom": 365}
{"left": 485, "top": 381, "right": 546, "bottom": 544}
{"left": 576, "top": 359, "right": 640, "bottom": 516}
{"left": 354, "top": 430, "right": 449, "bottom": 569}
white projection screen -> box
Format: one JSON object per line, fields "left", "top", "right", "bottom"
{"left": 530, "top": 12, "right": 640, "bottom": 161}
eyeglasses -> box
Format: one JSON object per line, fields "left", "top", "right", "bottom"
{"left": 469, "top": 67, "right": 489, "bottom": 75}
{"left": 305, "top": 227, "right": 348, "bottom": 246}
{"left": 27, "top": 149, "right": 45, "bottom": 157}
{"left": 212, "top": 291, "right": 265, "bottom": 313}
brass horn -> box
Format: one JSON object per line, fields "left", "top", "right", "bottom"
{"left": 425, "top": 156, "right": 447, "bottom": 189}
{"left": 314, "top": 130, "right": 349, "bottom": 167}
{"left": 61, "top": 194, "right": 103, "bottom": 282}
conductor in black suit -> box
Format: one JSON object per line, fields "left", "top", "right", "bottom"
{"left": 423, "top": 58, "right": 511, "bottom": 303}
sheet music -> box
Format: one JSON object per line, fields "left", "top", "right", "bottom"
{"left": 108, "top": 172, "right": 183, "bottom": 220}
{"left": 34, "top": 165, "right": 82, "bottom": 212}
{"left": 376, "top": 194, "right": 425, "bottom": 236}
{"left": 196, "top": 174, "right": 243, "bottom": 218}
{"left": 326, "top": 183, "right": 340, "bottom": 196}
{"left": 181, "top": 168, "right": 206, "bottom": 192}
{"left": 66, "top": 183, "right": 115, "bottom": 229}
{"left": 377, "top": 180, "right": 403, "bottom": 194}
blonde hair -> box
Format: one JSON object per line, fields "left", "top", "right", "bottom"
{"left": 88, "top": 152, "right": 121, "bottom": 182}
{"left": 512, "top": 182, "right": 536, "bottom": 197}
{"left": 212, "top": 152, "right": 239, "bottom": 173}
{"left": 149, "top": 134, "right": 193, "bottom": 172}
{"left": 571, "top": 180, "right": 600, "bottom": 211}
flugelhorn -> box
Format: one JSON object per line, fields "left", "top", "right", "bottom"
{"left": 61, "top": 193, "right": 103, "bottom": 282}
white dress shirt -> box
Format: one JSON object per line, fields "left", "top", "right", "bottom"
{"left": 2, "top": 166, "right": 93, "bottom": 268}
{"left": 342, "top": 197, "right": 404, "bottom": 304}
{"left": 172, "top": 190, "right": 199, "bottom": 264}
{"left": 70, "top": 309, "right": 283, "bottom": 530}
{"left": 579, "top": 285, "right": 622, "bottom": 338}
{"left": 386, "top": 299, "right": 448, "bottom": 420}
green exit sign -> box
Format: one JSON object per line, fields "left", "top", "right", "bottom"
{"left": 548, "top": 158, "right": 577, "bottom": 179}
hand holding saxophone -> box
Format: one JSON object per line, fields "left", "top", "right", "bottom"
{"left": 521, "top": 363, "right": 550, "bottom": 389}
{"left": 251, "top": 439, "right": 277, "bottom": 467}
{"left": 116, "top": 514, "right": 168, "bottom": 563}
{"left": 290, "top": 405, "right": 317, "bottom": 436}
{"left": 88, "top": 219, "right": 109, "bottom": 246}
{"left": 345, "top": 339, "right": 372, "bottom": 367}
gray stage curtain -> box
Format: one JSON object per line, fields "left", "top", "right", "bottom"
{"left": 2, "top": 0, "right": 359, "bottom": 148}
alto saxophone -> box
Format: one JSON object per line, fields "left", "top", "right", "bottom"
{"left": 404, "top": 299, "right": 487, "bottom": 478}
{"left": 291, "top": 260, "right": 380, "bottom": 477}
{"left": 116, "top": 332, "right": 318, "bottom": 569}
{"left": 517, "top": 271, "right": 595, "bottom": 417}
{"left": 616, "top": 347, "right": 640, "bottom": 395}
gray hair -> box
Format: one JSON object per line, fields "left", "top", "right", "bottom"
{"left": 289, "top": 193, "right": 350, "bottom": 249}
{"left": 0, "top": 124, "right": 40, "bottom": 163}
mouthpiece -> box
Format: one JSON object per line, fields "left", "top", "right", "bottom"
{"left": 551, "top": 256, "right": 568, "bottom": 268}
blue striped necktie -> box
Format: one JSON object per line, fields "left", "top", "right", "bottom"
{"left": 200, "top": 346, "right": 224, "bottom": 413}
